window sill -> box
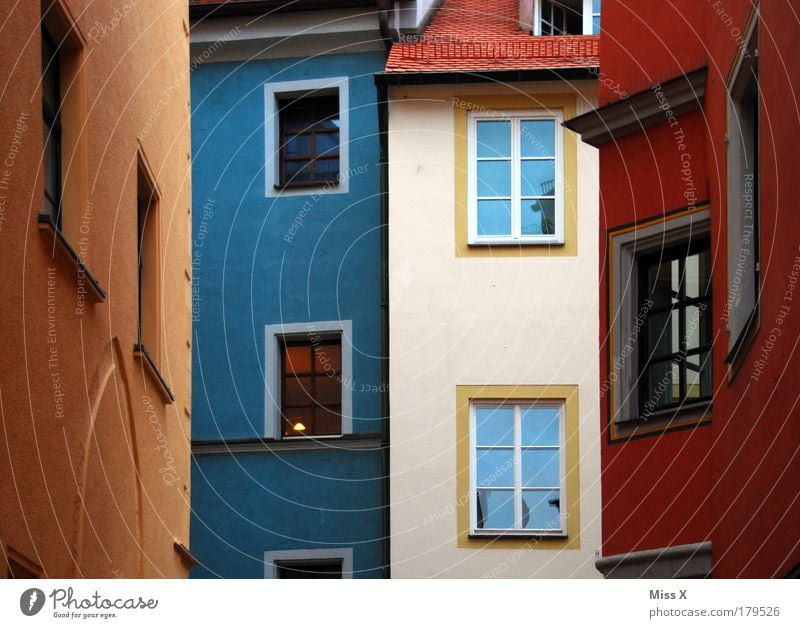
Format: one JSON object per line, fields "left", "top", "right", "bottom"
{"left": 37, "top": 213, "right": 106, "bottom": 301}
{"left": 133, "top": 344, "right": 175, "bottom": 403}
{"left": 274, "top": 180, "right": 339, "bottom": 191}
{"left": 469, "top": 531, "right": 567, "bottom": 540}
{"left": 468, "top": 238, "right": 565, "bottom": 247}
{"left": 280, "top": 433, "right": 344, "bottom": 440}
{"left": 614, "top": 400, "right": 711, "bottom": 438}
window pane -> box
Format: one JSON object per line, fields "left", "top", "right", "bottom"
{"left": 43, "top": 128, "right": 58, "bottom": 202}
{"left": 476, "top": 489, "right": 514, "bottom": 529}
{"left": 315, "top": 375, "right": 341, "bottom": 406}
{"left": 476, "top": 449, "right": 514, "bottom": 488}
{"left": 284, "top": 160, "right": 311, "bottom": 183}
{"left": 477, "top": 160, "right": 511, "bottom": 197}
{"left": 647, "top": 309, "right": 680, "bottom": 357}
{"left": 521, "top": 159, "right": 555, "bottom": 196}
{"left": 315, "top": 131, "right": 339, "bottom": 156}
{"left": 314, "top": 342, "right": 341, "bottom": 373}
{"left": 283, "top": 406, "right": 314, "bottom": 436}
{"left": 477, "top": 120, "right": 511, "bottom": 158}
{"left": 647, "top": 258, "right": 680, "bottom": 307}
{"left": 285, "top": 133, "right": 310, "bottom": 158}
{"left": 520, "top": 406, "right": 559, "bottom": 446}
{"left": 475, "top": 406, "right": 514, "bottom": 446}
{"left": 685, "top": 249, "right": 711, "bottom": 299}
{"left": 314, "top": 158, "right": 339, "bottom": 179}
{"left": 644, "top": 361, "right": 677, "bottom": 411}
{"left": 477, "top": 200, "right": 511, "bottom": 236}
{"left": 277, "top": 561, "right": 342, "bottom": 579}
{"left": 284, "top": 376, "right": 312, "bottom": 405}
{"left": 686, "top": 351, "right": 712, "bottom": 400}
{"left": 685, "top": 304, "right": 710, "bottom": 350}
{"left": 521, "top": 490, "right": 561, "bottom": 530}
{"left": 521, "top": 449, "right": 560, "bottom": 488}
{"left": 593, "top": 0, "right": 601, "bottom": 11}
{"left": 284, "top": 344, "right": 312, "bottom": 374}
{"left": 520, "top": 120, "right": 555, "bottom": 157}
{"left": 592, "top": 16, "right": 601, "bottom": 34}
{"left": 315, "top": 406, "right": 341, "bottom": 435}
{"left": 520, "top": 199, "right": 555, "bottom": 235}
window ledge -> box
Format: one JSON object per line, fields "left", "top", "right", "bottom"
{"left": 37, "top": 213, "right": 106, "bottom": 301}
{"left": 614, "top": 401, "right": 711, "bottom": 438}
{"left": 133, "top": 344, "right": 175, "bottom": 403}
{"left": 274, "top": 180, "right": 339, "bottom": 191}
{"left": 468, "top": 239, "right": 565, "bottom": 247}
{"left": 469, "top": 531, "right": 567, "bottom": 540}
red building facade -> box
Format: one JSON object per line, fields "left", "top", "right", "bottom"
{"left": 567, "top": 0, "right": 800, "bottom": 577}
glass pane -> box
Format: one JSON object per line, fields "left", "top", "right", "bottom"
{"left": 521, "top": 406, "right": 560, "bottom": 446}
{"left": 643, "top": 361, "right": 677, "bottom": 412}
{"left": 314, "top": 158, "right": 339, "bottom": 179}
{"left": 283, "top": 406, "right": 314, "bottom": 436}
{"left": 521, "top": 159, "right": 555, "bottom": 197}
{"left": 520, "top": 199, "right": 555, "bottom": 235}
{"left": 315, "top": 406, "right": 341, "bottom": 435}
{"left": 43, "top": 129, "right": 57, "bottom": 201}
{"left": 685, "top": 249, "right": 711, "bottom": 299}
{"left": 593, "top": 0, "right": 601, "bottom": 11}
{"left": 522, "top": 490, "right": 561, "bottom": 530}
{"left": 685, "top": 304, "right": 710, "bottom": 350}
{"left": 592, "top": 16, "right": 601, "bottom": 35}
{"left": 314, "top": 342, "right": 341, "bottom": 373}
{"left": 647, "top": 258, "right": 680, "bottom": 307}
{"left": 315, "top": 131, "right": 339, "bottom": 156}
{"left": 475, "top": 406, "right": 514, "bottom": 446}
{"left": 477, "top": 120, "right": 511, "bottom": 158}
{"left": 520, "top": 120, "right": 555, "bottom": 157}
{"left": 477, "top": 200, "right": 511, "bottom": 236}
{"left": 284, "top": 345, "right": 312, "bottom": 374}
{"left": 522, "top": 449, "right": 560, "bottom": 488}
{"left": 476, "top": 449, "right": 514, "bottom": 488}
{"left": 284, "top": 160, "right": 311, "bottom": 183}
{"left": 42, "top": 39, "right": 59, "bottom": 114}
{"left": 647, "top": 309, "right": 679, "bottom": 357}
{"left": 284, "top": 376, "right": 312, "bottom": 405}
{"left": 686, "top": 351, "right": 712, "bottom": 399}
{"left": 476, "top": 489, "right": 514, "bottom": 529}
{"left": 285, "top": 133, "right": 310, "bottom": 158}
{"left": 477, "top": 160, "right": 511, "bottom": 197}
{"left": 315, "top": 375, "right": 341, "bottom": 406}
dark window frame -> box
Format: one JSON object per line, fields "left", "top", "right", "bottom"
{"left": 277, "top": 94, "right": 340, "bottom": 188}
{"left": 637, "top": 237, "right": 713, "bottom": 417}
{"left": 42, "top": 26, "right": 62, "bottom": 227}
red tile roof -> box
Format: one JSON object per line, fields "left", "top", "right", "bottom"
{"left": 386, "top": 0, "right": 599, "bottom": 73}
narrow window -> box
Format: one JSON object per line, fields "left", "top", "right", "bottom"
{"left": 592, "top": 0, "right": 601, "bottom": 34}
{"left": 137, "top": 164, "right": 160, "bottom": 365}
{"left": 281, "top": 336, "right": 342, "bottom": 436}
{"left": 278, "top": 95, "right": 340, "bottom": 187}
{"left": 42, "top": 26, "right": 62, "bottom": 227}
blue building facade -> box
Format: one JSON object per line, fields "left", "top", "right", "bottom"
{"left": 189, "top": 2, "right": 387, "bottom": 578}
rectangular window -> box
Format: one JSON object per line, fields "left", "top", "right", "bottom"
{"left": 535, "top": 1, "right": 586, "bottom": 36}
{"left": 137, "top": 161, "right": 160, "bottom": 365}
{"left": 278, "top": 94, "right": 340, "bottom": 187}
{"left": 726, "top": 22, "right": 759, "bottom": 364}
{"left": 42, "top": 26, "right": 62, "bottom": 227}
{"left": 638, "top": 239, "right": 713, "bottom": 417}
{"left": 468, "top": 111, "right": 563, "bottom": 245}
{"left": 280, "top": 337, "right": 342, "bottom": 437}
{"left": 264, "top": 548, "right": 353, "bottom": 579}
{"left": 276, "top": 559, "right": 343, "bottom": 579}
{"left": 471, "top": 402, "right": 565, "bottom": 535}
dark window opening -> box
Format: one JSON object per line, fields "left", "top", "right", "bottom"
{"left": 281, "top": 337, "right": 342, "bottom": 436}
{"left": 42, "top": 26, "right": 62, "bottom": 227}
{"left": 638, "top": 238, "right": 712, "bottom": 417}
{"left": 276, "top": 559, "right": 343, "bottom": 579}
{"left": 278, "top": 94, "right": 340, "bottom": 187}
{"left": 137, "top": 165, "right": 159, "bottom": 364}
{"left": 540, "top": 0, "right": 583, "bottom": 36}
{"left": 7, "top": 557, "right": 40, "bottom": 579}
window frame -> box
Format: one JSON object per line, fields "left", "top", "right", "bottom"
{"left": 469, "top": 400, "right": 567, "bottom": 537}
{"left": 264, "top": 320, "right": 353, "bottom": 439}
{"left": 725, "top": 18, "right": 760, "bottom": 368}
{"left": 264, "top": 77, "right": 349, "bottom": 197}
{"left": 533, "top": 0, "right": 597, "bottom": 36}
{"left": 42, "top": 25, "right": 62, "bottom": 228}
{"left": 467, "top": 109, "right": 565, "bottom": 246}
{"left": 263, "top": 548, "right": 353, "bottom": 579}
{"left": 607, "top": 208, "right": 712, "bottom": 436}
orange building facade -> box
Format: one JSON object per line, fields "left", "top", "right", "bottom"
{"left": 0, "top": 0, "right": 193, "bottom": 577}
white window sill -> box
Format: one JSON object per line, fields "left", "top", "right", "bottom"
{"left": 470, "top": 530, "right": 567, "bottom": 539}
{"left": 468, "top": 238, "right": 565, "bottom": 247}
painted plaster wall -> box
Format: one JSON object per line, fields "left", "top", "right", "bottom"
{"left": 0, "top": 0, "right": 192, "bottom": 577}
{"left": 387, "top": 81, "right": 602, "bottom": 578}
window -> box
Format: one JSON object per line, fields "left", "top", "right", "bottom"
{"left": 726, "top": 21, "right": 759, "bottom": 365}
{"left": 534, "top": 1, "right": 594, "bottom": 36}
{"left": 264, "top": 77, "right": 349, "bottom": 197}
{"left": 607, "top": 208, "right": 712, "bottom": 435}
{"left": 638, "top": 239, "right": 713, "bottom": 418}
{"left": 468, "top": 111, "right": 564, "bottom": 245}
{"left": 42, "top": 25, "right": 62, "bottom": 227}
{"left": 264, "top": 548, "right": 352, "bottom": 579}
{"left": 264, "top": 320, "right": 353, "bottom": 438}
{"left": 280, "top": 337, "right": 342, "bottom": 437}
{"left": 278, "top": 95, "right": 339, "bottom": 187}
{"left": 137, "top": 161, "right": 160, "bottom": 365}
{"left": 471, "top": 402, "right": 565, "bottom": 535}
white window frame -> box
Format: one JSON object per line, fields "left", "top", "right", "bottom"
{"left": 467, "top": 110, "right": 565, "bottom": 246}
{"left": 263, "top": 548, "right": 353, "bottom": 579}
{"left": 589, "top": 0, "right": 601, "bottom": 35}
{"left": 533, "top": 1, "right": 596, "bottom": 35}
{"left": 469, "top": 400, "right": 567, "bottom": 536}
{"left": 609, "top": 209, "right": 711, "bottom": 427}
{"left": 264, "top": 320, "right": 353, "bottom": 439}
{"left": 264, "top": 77, "right": 349, "bottom": 197}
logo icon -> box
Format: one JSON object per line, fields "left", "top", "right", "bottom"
{"left": 20, "top": 588, "right": 45, "bottom": 616}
